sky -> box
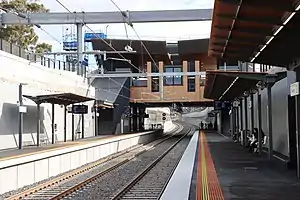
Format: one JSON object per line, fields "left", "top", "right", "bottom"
{"left": 35, "top": 0, "right": 214, "bottom": 68}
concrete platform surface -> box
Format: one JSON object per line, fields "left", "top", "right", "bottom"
{"left": 206, "top": 131, "right": 300, "bottom": 200}
{"left": 0, "top": 135, "right": 111, "bottom": 161}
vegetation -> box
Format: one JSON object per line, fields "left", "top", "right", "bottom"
{"left": 0, "top": 0, "right": 52, "bottom": 53}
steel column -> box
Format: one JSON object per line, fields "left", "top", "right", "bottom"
{"left": 132, "top": 105, "right": 138, "bottom": 132}
{"left": 244, "top": 97, "right": 248, "bottom": 146}
{"left": 250, "top": 94, "right": 254, "bottom": 132}
{"left": 295, "top": 68, "right": 300, "bottom": 178}
{"left": 94, "top": 106, "right": 98, "bottom": 136}
{"left": 71, "top": 106, "right": 75, "bottom": 141}
{"left": 81, "top": 113, "right": 85, "bottom": 139}
{"left": 257, "top": 93, "right": 263, "bottom": 154}
{"left": 51, "top": 103, "right": 55, "bottom": 144}
{"left": 76, "top": 23, "right": 83, "bottom": 76}
{"left": 64, "top": 105, "right": 67, "bottom": 142}
{"left": 267, "top": 85, "right": 273, "bottom": 160}
{"left": 36, "top": 103, "right": 41, "bottom": 147}
{"left": 239, "top": 100, "right": 243, "bottom": 145}
{"left": 18, "top": 84, "right": 23, "bottom": 149}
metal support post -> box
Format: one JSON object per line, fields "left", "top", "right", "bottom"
{"left": 76, "top": 23, "right": 83, "bottom": 76}
{"left": 94, "top": 106, "right": 98, "bottom": 136}
{"left": 258, "top": 93, "right": 263, "bottom": 154}
{"left": 36, "top": 103, "right": 41, "bottom": 147}
{"left": 250, "top": 94, "right": 254, "bottom": 132}
{"left": 236, "top": 107, "right": 239, "bottom": 134}
{"left": 64, "top": 105, "right": 67, "bottom": 142}
{"left": 296, "top": 94, "right": 300, "bottom": 178}
{"left": 132, "top": 105, "right": 138, "bottom": 132}
{"left": 244, "top": 97, "right": 248, "bottom": 146}
{"left": 18, "top": 84, "right": 23, "bottom": 149}
{"left": 129, "top": 107, "right": 132, "bottom": 132}
{"left": 82, "top": 113, "right": 85, "bottom": 139}
{"left": 138, "top": 107, "right": 145, "bottom": 131}
{"left": 51, "top": 103, "right": 55, "bottom": 144}
{"left": 159, "top": 74, "right": 164, "bottom": 100}
{"left": 294, "top": 68, "right": 300, "bottom": 178}
{"left": 267, "top": 85, "right": 273, "bottom": 160}
{"left": 71, "top": 105, "right": 75, "bottom": 141}
{"left": 239, "top": 100, "right": 243, "bottom": 145}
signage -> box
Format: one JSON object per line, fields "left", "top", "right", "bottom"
{"left": 162, "top": 117, "right": 166, "bottom": 121}
{"left": 72, "top": 105, "right": 88, "bottom": 114}
{"left": 19, "top": 106, "right": 27, "bottom": 113}
{"left": 63, "top": 41, "right": 77, "bottom": 51}
{"left": 290, "top": 82, "right": 299, "bottom": 97}
{"left": 84, "top": 32, "right": 107, "bottom": 42}
{"left": 162, "top": 113, "right": 166, "bottom": 116}
{"left": 214, "top": 100, "right": 231, "bottom": 110}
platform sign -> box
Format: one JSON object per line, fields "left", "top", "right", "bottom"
{"left": 84, "top": 32, "right": 107, "bottom": 42}
{"left": 63, "top": 41, "right": 77, "bottom": 51}
{"left": 72, "top": 105, "right": 88, "bottom": 114}
{"left": 290, "top": 82, "right": 299, "bottom": 97}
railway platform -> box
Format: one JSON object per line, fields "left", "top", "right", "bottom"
{"left": 161, "top": 130, "right": 300, "bottom": 200}
{"left": 0, "top": 130, "right": 163, "bottom": 194}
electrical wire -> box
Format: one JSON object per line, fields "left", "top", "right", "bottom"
{"left": 106, "top": 0, "right": 160, "bottom": 72}
{"left": 55, "top": 0, "right": 160, "bottom": 95}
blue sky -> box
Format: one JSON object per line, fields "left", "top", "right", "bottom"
{"left": 36, "top": 0, "right": 214, "bottom": 68}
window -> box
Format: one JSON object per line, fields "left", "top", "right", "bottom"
{"left": 188, "top": 60, "right": 195, "bottom": 72}
{"left": 151, "top": 77, "right": 159, "bottom": 92}
{"left": 188, "top": 76, "right": 195, "bottom": 92}
{"left": 200, "top": 74, "right": 206, "bottom": 86}
{"left": 132, "top": 77, "right": 147, "bottom": 87}
{"left": 164, "top": 66, "right": 183, "bottom": 85}
{"left": 151, "top": 62, "right": 159, "bottom": 73}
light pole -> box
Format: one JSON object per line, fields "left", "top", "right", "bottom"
{"left": 18, "top": 83, "right": 28, "bottom": 149}
{"left": 106, "top": 25, "right": 110, "bottom": 36}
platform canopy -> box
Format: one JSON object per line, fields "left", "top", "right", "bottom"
{"left": 204, "top": 71, "right": 267, "bottom": 100}
{"left": 92, "top": 38, "right": 211, "bottom": 66}
{"left": 23, "top": 93, "right": 95, "bottom": 105}
{"left": 208, "top": 0, "right": 300, "bottom": 68}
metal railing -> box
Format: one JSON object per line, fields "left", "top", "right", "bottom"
{"left": 0, "top": 39, "right": 75, "bottom": 71}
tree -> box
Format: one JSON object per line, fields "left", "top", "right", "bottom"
{"left": 0, "top": 0, "right": 52, "bottom": 52}
{"left": 35, "top": 43, "right": 52, "bottom": 53}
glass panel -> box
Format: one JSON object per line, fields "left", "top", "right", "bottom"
{"left": 188, "top": 77, "right": 195, "bottom": 92}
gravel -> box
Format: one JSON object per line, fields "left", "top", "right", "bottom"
{"left": 63, "top": 125, "right": 193, "bottom": 200}
{"left": 12, "top": 125, "right": 184, "bottom": 200}
{"left": 119, "top": 133, "right": 192, "bottom": 199}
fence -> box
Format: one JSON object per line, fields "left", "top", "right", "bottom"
{"left": 0, "top": 39, "right": 75, "bottom": 71}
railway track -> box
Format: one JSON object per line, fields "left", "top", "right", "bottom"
{"left": 5, "top": 123, "right": 187, "bottom": 200}
{"left": 111, "top": 126, "right": 194, "bottom": 200}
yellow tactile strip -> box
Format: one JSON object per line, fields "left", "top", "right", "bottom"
{"left": 196, "top": 131, "right": 224, "bottom": 200}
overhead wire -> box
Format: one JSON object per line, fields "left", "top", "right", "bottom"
{"left": 55, "top": 0, "right": 161, "bottom": 97}
{"left": 55, "top": 0, "right": 156, "bottom": 105}
{"left": 56, "top": 0, "right": 134, "bottom": 93}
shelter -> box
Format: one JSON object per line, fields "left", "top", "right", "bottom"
{"left": 24, "top": 93, "right": 95, "bottom": 146}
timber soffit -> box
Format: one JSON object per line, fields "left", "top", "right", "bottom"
{"left": 208, "top": 0, "right": 300, "bottom": 65}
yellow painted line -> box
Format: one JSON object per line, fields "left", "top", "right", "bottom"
{"left": 201, "top": 131, "right": 210, "bottom": 200}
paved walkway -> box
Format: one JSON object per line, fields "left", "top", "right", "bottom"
{"left": 204, "top": 131, "right": 300, "bottom": 200}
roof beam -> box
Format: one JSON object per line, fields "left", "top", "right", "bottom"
{"left": 212, "top": 35, "right": 265, "bottom": 43}
{"left": 217, "top": 13, "right": 282, "bottom": 25}
{"left": 218, "top": 0, "right": 297, "bottom": 12}
{"left": 0, "top": 9, "right": 212, "bottom": 25}
{"left": 214, "top": 25, "right": 273, "bottom": 36}
{"left": 212, "top": 41, "right": 258, "bottom": 47}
